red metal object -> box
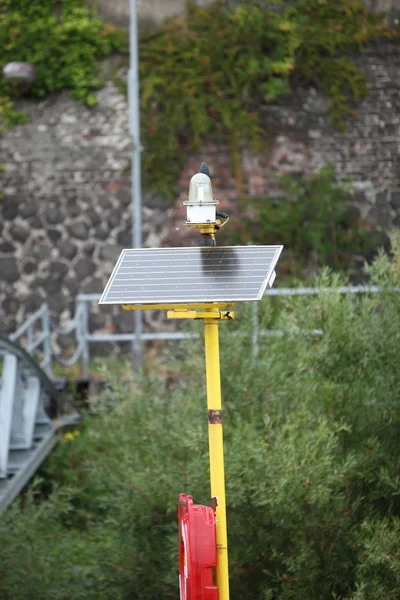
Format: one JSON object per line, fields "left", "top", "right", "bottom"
{"left": 178, "top": 494, "right": 218, "bottom": 600}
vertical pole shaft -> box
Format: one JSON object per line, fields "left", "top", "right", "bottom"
{"left": 129, "top": 0, "right": 143, "bottom": 370}
{"left": 204, "top": 318, "right": 230, "bottom": 600}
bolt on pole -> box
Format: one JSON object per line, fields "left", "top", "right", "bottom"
{"left": 129, "top": 0, "right": 143, "bottom": 370}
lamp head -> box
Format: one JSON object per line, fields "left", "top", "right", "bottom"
{"left": 183, "top": 171, "right": 218, "bottom": 224}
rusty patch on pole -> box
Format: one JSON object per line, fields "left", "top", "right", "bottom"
{"left": 211, "top": 496, "right": 218, "bottom": 511}
{"left": 208, "top": 409, "right": 222, "bottom": 424}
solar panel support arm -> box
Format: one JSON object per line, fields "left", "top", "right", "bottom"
{"left": 167, "top": 309, "right": 235, "bottom": 321}
{"left": 122, "top": 302, "right": 235, "bottom": 311}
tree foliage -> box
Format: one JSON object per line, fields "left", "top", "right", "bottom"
{"left": 227, "top": 168, "right": 389, "bottom": 276}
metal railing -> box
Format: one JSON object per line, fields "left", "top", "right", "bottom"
{"left": 251, "top": 285, "right": 399, "bottom": 358}
{"left": 74, "top": 294, "right": 199, "bottom": 378}
{"left": 9, "top": 286, "right": 395, "bottom": 379}
{"left": 8, "top": 305, "right": 52, "bottom": 377}
{"left": 8, "top": 295, "right": 199, "bottom": 379}
{"left": 264, "top": 285, "right": 394, "bottom": 296}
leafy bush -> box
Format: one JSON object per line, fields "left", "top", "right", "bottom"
{"left": 227, "top": 168, "right": 386, "bottom": 276}
{"left": 1, "top": 237, "right": 400, "bottom": 599}
{"left": 0, "top": 0, "right": 125, "bottom": 126}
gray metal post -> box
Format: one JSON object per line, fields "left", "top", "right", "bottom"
{"left": 27, "top": 325, "right": 33, "bottom": 354}
{"left": 78, "top": 301, "right": 90, "bottom": 380}
{"left": 41, "top": 309, "right": 52, "bottom": 378}
{"left": 83, "top": 303, "right": 90, "bottom": 380}
{"left": 129, "top": 0, "right": 143, "bottom": 370}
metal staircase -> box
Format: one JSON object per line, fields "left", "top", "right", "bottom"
{"left": 0, "top": 337, "right": 79, "bottom": 515}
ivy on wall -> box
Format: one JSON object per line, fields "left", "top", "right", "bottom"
{"left": 226, "top": 168, "right": 388, "bottom": 277}
{"left": 137, "top": 2, "right": 298, "bottom": 196}
{"left": 137, "top": 0, "right": 395, "bottom": 197}
{"left": 289, "top": 0, "right": 393, "bottom": 129}
{"left": 0, "top": 0, "right": 397, "bottom": 198}
{"left": 0, "top": 0, "right": 126, "bottom": 127}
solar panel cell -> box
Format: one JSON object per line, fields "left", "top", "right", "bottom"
{"left": 99, "top": 246, "right": 283, "bottom": 305}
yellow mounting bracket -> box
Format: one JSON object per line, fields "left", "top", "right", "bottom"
{"left": 122, "top": 302, "right": 234, "bottom": 312}
{"left": 189, "top": 222, "right": 220, "bottom": 234}
{"left": 188, "top": 221, "right": 222, "bottom": 244}
{"left": 167, "top": 308, "right": 234, "bottom": 321}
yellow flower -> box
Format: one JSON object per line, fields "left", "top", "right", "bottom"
{"left": 64, "top": 432, "right": 75, "bottom": 442}
{"left": 272, "top": 61, "right": 294, "bottom": 75}
{"left": 278, "top": 22, "right": 292, "bottom": 32}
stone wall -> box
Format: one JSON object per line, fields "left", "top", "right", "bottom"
{"left": 92, "top": 0, "right": 213, "bottom": 27}
{"left": 0, "top": 84, "right": 172, "bottom": 339}
{"left": 167, "top": 43, "right": 400, "bottom": 247}
{"left": 1, "top": 42, "right": 400, "bottom": 339}
{"left": 93, "top": 0, "right": 400, "bottom": 27}
{"left": 364, "top": 0, "right": 400, "bottom": 24}
{"left": 97, "top": 0, "right": 185, "bottom": 27}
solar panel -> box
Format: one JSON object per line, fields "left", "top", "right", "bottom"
{"left": 99, "top": 246, "right": 283, "bottom": 305}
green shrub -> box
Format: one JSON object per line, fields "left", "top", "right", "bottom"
{"left": 0, "top": 236, "right": 400, "bottom": 599}
{"left": 227, "top": 169, "right": 384, "bottom": 276}
{"left": 0, "top": 481, "right": 130, "bottom": 600}
{"left": 0, "top": 0, "right": 126, "bottom": 126}
{"left": 346, "top": 518, "right": 400, "bottom": 600}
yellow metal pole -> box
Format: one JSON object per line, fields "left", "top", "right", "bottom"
{"left": 204, "top": 315, "right": 230, "bottom": 600}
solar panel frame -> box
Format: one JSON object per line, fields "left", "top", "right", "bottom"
{"left": 99, "top": 245, "right": 283, "bottom": 305}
